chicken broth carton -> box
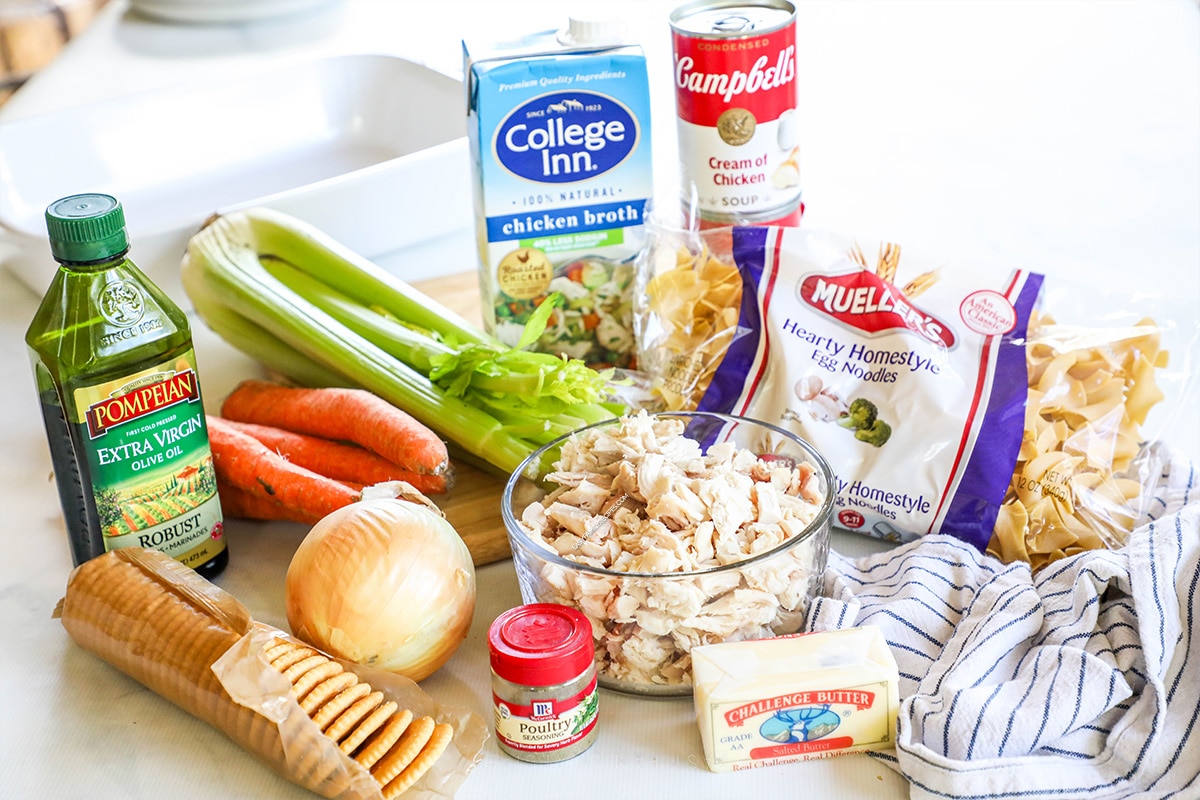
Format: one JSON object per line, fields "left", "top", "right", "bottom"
{"left": 464, "top": 20, "right": 653, "bottom": 368}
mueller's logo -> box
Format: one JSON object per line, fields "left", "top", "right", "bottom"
{"left": 675, "top": 45, "right": 796, "bottom": 103}
{"left": 496, "top": 91, "right": 637, "bottom": 183}
{"left": 87, "top": 370, "right": 200, "bottom": 437}
{"left": 799, "top": 270, "right": 956, "bottom": 348}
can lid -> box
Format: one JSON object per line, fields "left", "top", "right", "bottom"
{"left": 45, "top": 193, "right": 129, "bottom": 264}
{"left": 670, "top": 0, "right": 795, "bottom": 37}
{"left": 488, "top": 604, "right": 594, "bottom": 686}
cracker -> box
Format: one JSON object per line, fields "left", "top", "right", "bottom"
{"left": 282, "top": 654, "right": 328, "bottom": 684}
{"left": 153, "top": 599, "right": 214, "bottom": 680}
{"left": 185, "top": 632, "right": 241, "bottom": 721}
{"left": 324, "top": 691, "right": 385, "bottom": 742}
{"left": 290, "top": 711, "right": 341, "bottom": 786}
{"left": 300, "top": 671, "right": 359, "bottom": 715}
{"left": 92, "top": 566, "right": 152, "bottom": 637}
{"left": 370, "top": 715, "right": 434, "bottom": 786}
{"left": 381, "top": 722, "right": 454, "bottom": 800}
{"left": 263, "top": 639, "right": 301, "bottom": 663}
{"left": 174, "top": 615, "right": 229, "bottom": 683}
{"left": 270, "top": 643, "right": 320, "bottom": 672}
{"left": 292, "top": 660, "right": 343, "bottom": 701}
{"left": 354, "top": 709, "right": 414, "bottom": 770}
{"left": 140, "top": 604, "right": 200, "bottom": 708}
{"left": 311, "top": 683, "right": 372, "bottom": 730}
{"left": 119, "top": 590, "right": 179, "bottom": 679}
{"left": 338, "top": 700, "right": 398, "bottom": 756}
{"left": 107, "top": 576, "right": 170, "bottom": 642}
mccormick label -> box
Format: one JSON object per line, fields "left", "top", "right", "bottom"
{"left": 72, "top": 351, "right": 225, "bottom": 568}
{"left": 671, "top": 0, "right": 801, "bottom": 221}
{"left": 465, "top": 27, "right": 653, "bottom": 369}
{"left": 492, "top": 673, "right": 599, "bottom": 754}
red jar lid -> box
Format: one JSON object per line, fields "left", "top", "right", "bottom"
{"left": 488, "top": 604, "right": 594, "bottom": 686}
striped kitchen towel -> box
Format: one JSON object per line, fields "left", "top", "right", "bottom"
{"left": 808, "top": 445, "right": 1199, "bottom": 799}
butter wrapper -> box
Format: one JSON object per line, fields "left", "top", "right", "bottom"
{"left": 692, "top": 625, "right": 899, "bottom": 772}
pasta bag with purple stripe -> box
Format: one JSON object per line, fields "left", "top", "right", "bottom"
{"left": 636, "top": 224, "right": 1043, "bottom": 552}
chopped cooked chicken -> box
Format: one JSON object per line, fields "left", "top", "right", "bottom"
{"left": 516, "top": 411, "right": 828, "bottom": 688}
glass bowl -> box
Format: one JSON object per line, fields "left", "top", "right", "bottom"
{"left": 501, "top": 411, "right": 834, "bottom": 696}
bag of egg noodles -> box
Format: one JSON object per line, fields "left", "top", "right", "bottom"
{"left": 634, "top": 222, "right": 1187, "bottom": 570}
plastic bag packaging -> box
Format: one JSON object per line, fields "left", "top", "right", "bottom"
{"left": 633, "top": 221, "right": 1198, "bottom": 570}
{"left": 631, "top": 217, "right": 743, "bottom": 412}
{"left": 54, "top": 548, "right": 487, "bottom": 800}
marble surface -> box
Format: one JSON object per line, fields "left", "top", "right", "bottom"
{"left": 1, "top": 2, "right": 1197, "bottom": 799}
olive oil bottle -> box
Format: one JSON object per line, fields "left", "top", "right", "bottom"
{"left": 25, "top": 194, "right": 227, "bottom": 576}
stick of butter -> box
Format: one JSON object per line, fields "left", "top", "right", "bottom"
{"left": 691, "top": 625, "right": 899, "bottom": 772}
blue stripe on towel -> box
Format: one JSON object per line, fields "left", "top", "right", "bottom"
{"left": 808, "top": 446, "right": 1200, "bottom": 799}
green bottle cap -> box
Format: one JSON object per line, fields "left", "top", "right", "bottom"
{"left": 45, "top": 193, "right": 130, "bottom": 264}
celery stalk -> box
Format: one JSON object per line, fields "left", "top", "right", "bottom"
{"left": 182, "top": 213, "right": 536, "bottom": 474}
{"left": 245, "top": 209, "right": 490, "bottom": 347}
{"left": 186, "top": 279, "right": 352, "bottom": 388}
{"left": 260, "top": 252, "right": 614, "bottom": 417}
{"left": 180, "top": 208, "right": 620, "bottom": 475}
{"left": 259, "top": 255, "right": 451, "bottom": 374}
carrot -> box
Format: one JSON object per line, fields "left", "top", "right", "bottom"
{"left": 220, "top": 380, "right": 449, "bottom": 477}
{"left": 207, "top": 416, "right": 360, "bottom": 522}
{"left": 217, "top": 418, "right": 451, "bottom": 495}
{"left": 216, "top": 479, "right": 324, "bottom": 525}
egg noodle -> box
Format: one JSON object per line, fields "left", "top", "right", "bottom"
{"left": 634, "top": 224, "right": 1183, "bottom": 570}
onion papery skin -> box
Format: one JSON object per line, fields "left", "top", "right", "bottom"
{"left": 285, "top": 497, "right": 476, "bottom": 681}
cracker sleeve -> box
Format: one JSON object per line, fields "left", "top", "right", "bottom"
{"left": 54, "top": 548, "right": 487, "bottom": 800}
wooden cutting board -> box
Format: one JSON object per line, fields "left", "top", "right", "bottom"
{"left": 410, "top": 272, "right": 512, "bottom": 567}
{"left": 0, "top": 0, "right": 110, "bottom": 105}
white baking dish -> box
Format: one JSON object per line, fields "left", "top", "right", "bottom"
{"left": 0, "top": 53, "right": 470, "bottom": 300}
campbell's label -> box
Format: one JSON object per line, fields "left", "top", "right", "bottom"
{"left": 465, "top": 30, "right": 653, "bottom": 370}
{"left": 673, "top": 39, "right": 797, "bottom": 126}
{"left": 799, "top": 269, "right": 957, "bottom": 349}
{"left": 672, "top": 1, "right": 801, "bottom": 219}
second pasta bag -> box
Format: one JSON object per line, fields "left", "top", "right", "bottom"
{"left": 635, "top": 225, "right": 1172, "bottom": 568}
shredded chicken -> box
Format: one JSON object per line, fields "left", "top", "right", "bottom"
{"left": 516, "top": 411, "right": 828, "bottom": 689}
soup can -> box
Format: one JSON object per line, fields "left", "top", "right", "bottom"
{"left": 695, "top": 198, "right": 804, "bottom": 230}
{"left": 671, "top": 0, "right": 801, "bottom": 224}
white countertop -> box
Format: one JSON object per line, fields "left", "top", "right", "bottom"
{"left": 2, "top": 2, "right": 1197, "bottom": 799}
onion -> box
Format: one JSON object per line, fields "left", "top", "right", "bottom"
{"left": 285, "top": 486, "right": 476, "bottom": 681}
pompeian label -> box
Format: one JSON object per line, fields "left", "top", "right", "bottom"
{"left": 798, "top": 269, "right": 957, "bottom": 349}
{"left": 495, "top": 91, "right": 639, "bottom": 183}
{"left": 86, "top": 369, "right": 200, "bottom": 436}
{"left": 72, "top": 350, "right": 224, "bottom": 567}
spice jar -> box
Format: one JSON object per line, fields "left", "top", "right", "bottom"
{"left": 487, "top": 603, "right": 599, "bottom": 763}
